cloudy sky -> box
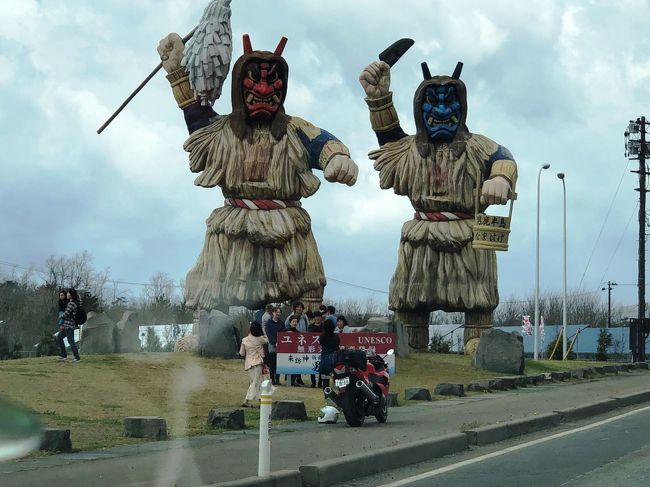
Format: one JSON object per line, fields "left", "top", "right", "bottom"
{"left": 1, "top": 0, "right": 649, "bottom": 311}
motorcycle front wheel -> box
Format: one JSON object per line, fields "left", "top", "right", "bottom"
{"left": 341, "top": 389, "right": 365, "bottom": 427}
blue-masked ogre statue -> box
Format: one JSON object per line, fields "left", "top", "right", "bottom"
{"left": 359, "top": 59, "right": 517, "bottom": 354}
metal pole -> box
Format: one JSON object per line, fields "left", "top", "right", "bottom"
{"left": 258, "top": 379, "right": 273, "bottom": 476}
{"left": 96, "top": 28, "right": 198, "bottom": 134}
{"left": 534, "top": 164, "right": 550, "bottom": 360}
{"left": 558, "top": 173, "right": 567, "bottom": 359}
{"left": 639, "top": 117, "right": 647, "bottom": 362}
{"left": 607, "top": 281, "right": 612, "bottom": 328}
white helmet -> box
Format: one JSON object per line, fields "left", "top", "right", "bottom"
{"left": 318, "top": 406, "right": 339, "bottom": 424}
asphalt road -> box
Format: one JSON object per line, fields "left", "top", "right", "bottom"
{"left": 1, "top": 372, "right": 649, "bottom": 486}
{"left": 336, "top": 405, "right": 650, "bottom": 487}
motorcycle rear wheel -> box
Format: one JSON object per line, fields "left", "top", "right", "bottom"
{"left": 341, "top": 389, "right": 365, "bottom": 427}
{"left": 374, "top": 393, "right": 388, "bottom": 423}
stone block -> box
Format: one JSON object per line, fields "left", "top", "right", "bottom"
{"left": 594, "top": 366, "right": 606, "bottom": 375}
{"left": 386, "top": 392, "right": 399, "bottom": 407}
{"left": 550, "top": 371, "right": 569, "bottom": 381}
{"left": 513, "top": 375, "right": 528, "bottom": 387}
{"left": 123, "top": 416, "right": 167, "bottom": 440}
{"left": 207, "top": 408, "right": 245, "bottom": 429}
{"left": 583, "top": 368, "right": 597, "bottom": 378}
{"left": 493, "top": 377, "right": 517, "bottom": 389}
{"left": 526, "top": 374, "right": 546, "bottom": 385}
{"left": 434, "top": 383, "right": 465, "bottom": 397}
{"left": 198, "top": 310, "right": 239, "bottom": 358}
{"left": 404, "top": 388, "right": 432, "bottom": 401}
{"left": 114, "top": 311, "right": 140, "bottom": 353}
{"left": 602, "top": 365, "right": 618, "bottom": 374}
{"left": 467, "top": 379, "right": 491, "bottom": 392}
{"left": 638, "top": 362, "right": 649, "bottom": 370}
{"left": 472, "top": 329, "right": 524, "bottom": 375}
{"left": 569, "top": 368, "right": 585, "bottom": 379}
{"left": 271, "top": 400, "right": 307, "bottom": 420}
{"left": 81, "top": 312, "right": 117, "bottom": 354}
{"left": 40, "top": 428, "right": 72, "bottom": 452}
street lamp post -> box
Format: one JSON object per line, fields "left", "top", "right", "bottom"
{"left": 557, "top": 173, "right": 567, "bottom": 359}
{"left": 534, "top": 163, "right": 551, "bottom": 360}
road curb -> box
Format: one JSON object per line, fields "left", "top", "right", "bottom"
{"left": 207, "top": 469, "right": 302, "bottom": 487}
{"left": 465, "top": 412, "right": 559, "bottom": 446}
{"left": 553, "top": 398, "right": 619, "bottom": 422}
{"left": 611, "top": 389, "right": 650, "bottom": 407}
{"left": 299, "top": 433, "right": 468, "bottom": 487}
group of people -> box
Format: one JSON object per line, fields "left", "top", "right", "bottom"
{"left": 238, "top": 301, "right": 352, "bottom": 407}
{"left": 55, "top": 288, "right": 82, "bottom": 362}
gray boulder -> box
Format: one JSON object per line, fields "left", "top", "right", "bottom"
{"left": 80, "top": 312, "right": 117, "bottom": 354}
{"left": 208, "top": 409, "right": 245, "bottom": 429}
{"left": 472, "top": 329, "right": 524, "bottom": 375}
{"left": 115, "top": 311, "right": 140, "bottom": 353}
{"left": 271, "top": 400, "right": 307, "bottom": 420}
{"left": 40, "top": 428, "right": 72, "bottom": 452}
{"left": 434, "top": 383, "right": 465, "bottom": 397}
{"left": 198, "top": 310, "right": 239, "bottom": 358}
{"left": 123, "top": 416, "right": 167, "bottom": 440}
{"left": 404, "top": 387, "right": 432, "bottom": 401}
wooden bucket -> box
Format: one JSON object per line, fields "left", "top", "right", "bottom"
{"left": 472, "top": 169, "right": 516, "bottom": 251}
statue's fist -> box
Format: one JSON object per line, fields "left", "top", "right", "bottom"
{"left": 324, "top": 155, "right": 359, "bottom": 186}
{"left": 157, "top": 33, "right": 185, "bottom": 73}
{"left": 480, "top": 176, "right": 511, "bottom": 205}
{"left": 359, "top": 61, "right": 390, "bottom": 98}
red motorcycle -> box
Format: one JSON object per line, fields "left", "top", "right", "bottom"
{"left": 323, "top": 348, "right": 393, "bottom": 427}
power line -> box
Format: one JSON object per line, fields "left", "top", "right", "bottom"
{"left": 578, "top": 159, "right": 631, "bottom": 289}
{"left": 0, "top": 258, "right": 389, "bottom": 294}
{"left": 595, "top": 201, "right": 639, "bottom": 289}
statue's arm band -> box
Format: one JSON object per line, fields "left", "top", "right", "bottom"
{"left": 489, "top": 160, "right": 518, "bottom": 188}
{"left": 319, "top": 140, "right": 351, "bottom": 170}
{"left": 365, "top": 92, "right": 400, "bottom": 132}
{"left": 166, "top": 68, "right": 197, "bottom": 109}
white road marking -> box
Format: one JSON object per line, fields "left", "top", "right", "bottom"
{"left": 379, "top": 405, "right": 650, "bottom": 487}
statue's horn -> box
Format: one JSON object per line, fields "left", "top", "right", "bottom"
{"left": 421, "top": 62, "right": 432, "bottom": 80}
{"left": 452, "top": 61, "right": 463, "bottom": 79}
{"left": 243, "top": 34, "right": 253, "bottom": 54}
{"left": 274, "top": 36, "right": 288, "bottom": 56}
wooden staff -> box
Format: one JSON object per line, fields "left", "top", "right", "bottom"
{"left": 96, "top": 28, "right": 196, "bottom": 135}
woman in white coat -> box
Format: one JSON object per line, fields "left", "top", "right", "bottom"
{"left": 239, "top": 321, "right": 268, "bottom": 407}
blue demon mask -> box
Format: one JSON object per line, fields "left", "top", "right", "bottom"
{"left": 421, "top": 85, "right": 462, "bottom": 141}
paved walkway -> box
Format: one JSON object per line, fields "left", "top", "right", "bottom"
{"left": 1, "top": 372, "right": 649, "bottom": 487}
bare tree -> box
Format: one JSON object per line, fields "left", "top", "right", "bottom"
{"left": 143, "top": 272, "right": 176, "bottom": 303}
{"left": 326, "top": 295, "right": 388, "bottom": 326}
{"left": 44, "top": 251, "right": 110, "bottom": 304}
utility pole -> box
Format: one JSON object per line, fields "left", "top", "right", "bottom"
{"left": 628, "top": 117, "right": 648, "bottom": 362}
{"left": 601, "top": 281, "right": 617, "bottom": 328}
{"left": 639, "top": 117, "right": 647, "bottom": 362}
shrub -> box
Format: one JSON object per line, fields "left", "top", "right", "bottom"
{"left": 596, "top": 329, "right": 613, "bottom": 362}
{"left": 545, "top": 334, "right": 576, "bottom": 360}
{"left": 429, "top": 331, "right": 453, "bottom": 353}
{"left": 36, "top": 335, "right": 60, "bottom": 357}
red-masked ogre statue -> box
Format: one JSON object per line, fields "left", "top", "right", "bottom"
{"left": 158, "top": 26, "right": 358, "bottom": 312}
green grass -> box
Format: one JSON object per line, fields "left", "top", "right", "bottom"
{"left": 0, "top": 352, "right": 610, "bottom": 452}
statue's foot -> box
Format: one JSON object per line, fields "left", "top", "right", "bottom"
{"left": 465, "top": 338, "right": 480, "bottom": 357}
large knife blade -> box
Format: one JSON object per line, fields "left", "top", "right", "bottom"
{"left": 378, "top": 38, "right": 414, "bottom": 67}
